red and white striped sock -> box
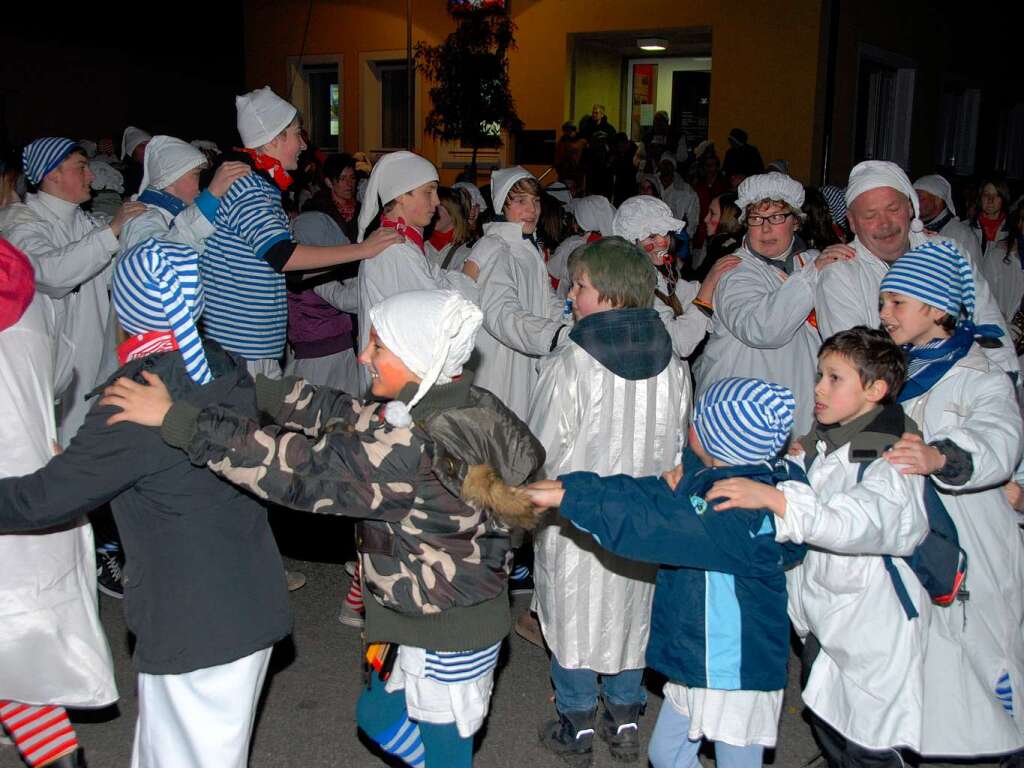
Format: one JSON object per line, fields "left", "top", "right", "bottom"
{"left": 0, "top": 701, "right": 79, "bottom": 767}
{"left": 344, "top": 561, "right": 364, "bottom": 613}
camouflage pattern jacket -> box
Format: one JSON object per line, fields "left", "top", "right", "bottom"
{"left": 161, "top": 371, "right": 544, "bottom": 650}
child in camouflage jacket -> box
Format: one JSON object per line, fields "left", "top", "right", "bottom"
{"left": 102, "top": 289, "right": 545, "bottom": 768}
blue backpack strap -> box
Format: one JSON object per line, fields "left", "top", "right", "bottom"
{"left": 856, "top": 462, "right": 919, "bottom": 620}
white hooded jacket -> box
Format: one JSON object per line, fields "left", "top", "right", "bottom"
{"left": 777, "top": 427, "right": 930, "bottom": 751}
{"left": 900, "top": 344, "right": 1024, "bottom": 756}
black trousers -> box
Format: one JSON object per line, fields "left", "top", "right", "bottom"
{"left": 802, "top": 635, "right": 905, "bottom": 768}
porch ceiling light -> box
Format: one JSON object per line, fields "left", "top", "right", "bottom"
{"left": 638, "top": 38, "right": 668, "bottom": 51}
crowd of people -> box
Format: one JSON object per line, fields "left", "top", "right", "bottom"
{"left": 0, "top": 84, "right": 1023, "bottom": 768}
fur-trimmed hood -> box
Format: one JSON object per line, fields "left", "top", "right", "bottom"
{"left": 462, "top": 464, "right": 540, "bottom": 530}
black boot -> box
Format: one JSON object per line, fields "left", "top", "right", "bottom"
{"left": 538, "top": 708, "right": 596, "bottom": 767}
{"left": 599, "top": 700, "right": 642, "bottom": 762}
{"left": 45, "top": 748, "right": 87, "bottom": 767}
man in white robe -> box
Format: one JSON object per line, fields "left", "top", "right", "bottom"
{"left": 815, "top": 160, "right": 1018, "bottom": 380}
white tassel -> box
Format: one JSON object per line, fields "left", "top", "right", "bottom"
{"left": 383, "top": 400, "right": 413, "bottom": 428}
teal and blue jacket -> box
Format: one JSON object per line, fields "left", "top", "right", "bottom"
{"left": 559, "top": 452, "right": 807, "bottom": 691}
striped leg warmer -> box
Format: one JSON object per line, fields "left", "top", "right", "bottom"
{"left": 356, "top": 679, "right": 425, "bottom": 767}
{"left": 0, "top": 701, "right": 79, "bottom": 767}
{"left": 345, "top": 560, "right": 364, "bottom": 612}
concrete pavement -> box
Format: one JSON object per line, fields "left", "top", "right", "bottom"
{"left": 0, "top": 511, "right": 826, "bottom": 767}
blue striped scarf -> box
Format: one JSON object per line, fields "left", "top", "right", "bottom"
{"left": 897, "top": 322, "right": 998, "bottom": 403}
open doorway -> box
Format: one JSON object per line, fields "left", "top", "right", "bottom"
{"left": 567, "top": 28, "right": 711, "bottom": 157}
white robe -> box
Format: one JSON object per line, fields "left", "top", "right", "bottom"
{"left": 0, "top": 293, "right": 117, "bottom": 708}
{"left": 468, "top": 222, "right": 565, "bottom": 421}
{"left": 693, "top": 245, "right": 822, "bottom": 434}
{"left": 4, "top": 191, "right": 119, "bottom": 445}
{"left": 529, "top": 335, "right": 690, "bottom": 672}
{"left": 901, "top": 345, "right": 1024, "bottom": 756}
{"left": 778, "top": 445, "right": 930, "bottom": 751}
{"left": 977, "top": 241, "right": 1024, "bottom": 324}
{"left": 653, "top": 272, "right": 711, "bottom": 359}
{"left": 357, "top": 238, "right": 477, "bottom": 392}
{"left": 662, "top": 177, "right": 700, "bottom": 233}
{"left": 815, "top": 233, "right": 1020, "bottom": 380}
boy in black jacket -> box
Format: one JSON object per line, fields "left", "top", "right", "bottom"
{"left": 0, "top": 238, "right": 291, "bottom": 767}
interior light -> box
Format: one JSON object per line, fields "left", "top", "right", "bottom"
{"left": 638, "top": 38, "right": 668, "bottom": 51}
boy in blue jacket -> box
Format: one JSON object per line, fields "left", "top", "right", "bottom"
{"left": 527, "top": 377, "right": 806, "bottom": 768}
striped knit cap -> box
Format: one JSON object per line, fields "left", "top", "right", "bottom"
{"left": 113, "top": 238, "right": 212, "bottom": 384}
{"left": 694, "top": 377, "right": 795, "bottom": 466}
{"left": 879, "top": 240, "right": 975, "bottom": 321}
{"left": 22, "top": 137, "right": 80, "bottom": 185}
{"left": 820, "top": 184, "right": 847, "bottom": 228}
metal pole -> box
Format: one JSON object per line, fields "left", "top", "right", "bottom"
{"left": 407, "top": 0, "right": 414, "bottom": 150}
{"left": 820, "top": 0, "right": 840, "bottom": 185}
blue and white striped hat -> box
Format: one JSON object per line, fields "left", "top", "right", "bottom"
{"left": 22, "top": 137, "right": 80, "bottom": 186}
{"left": 879, "top": 240, "right": 975, "bottom": 322}
{"left": 693, "top": 377, "right": 795, "bottom": 466}
{"left": 113, "top": 238, "right": 212, "bottom": 384}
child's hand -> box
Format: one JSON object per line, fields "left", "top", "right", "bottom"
{"left": 787, "top": 441, "right": 805, "bottom": 457}
{"left": 101, "top": 371, "right": 174, "bottom": 427}
{"left": 706, "top": 478, "right": 787, "bottom": 518}
{"left": 525, "top": 479, "right": 565, "bottom": 509}
{"left": 884, "top": 433, "right": 946, "bottom": 475}
{"left": 1004, "top": 481, "right": 1024, "bottom": 512}
{"left": 661, "top": 464, "right": 684, "bottom": 491}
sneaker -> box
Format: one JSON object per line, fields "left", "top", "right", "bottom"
{"left": 598, "top": 701, "right": 642, "bottom": 763}
{"left": 514, "top": 611, "right": 545, "bottom": 649}
{"left": 286, "top": 570, "right": 307, "bottom": 592}
{"left": 344, "top": 560, "right": 357, "bottom": 577}
{"left": 338, "top": 601, "right": 365, "bottom": 628}
{"left": 95, "top": 543, "right": 124, "bottom": 599}
{"left": 538, "top": 708, "right": 596, "bottom": 767}
{"left": 509, "top": 564, "right": 534, "bottom": 595}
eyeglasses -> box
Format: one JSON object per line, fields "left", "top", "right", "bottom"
{"left": 747, "top": 212, "right": 794, "bottom": 226}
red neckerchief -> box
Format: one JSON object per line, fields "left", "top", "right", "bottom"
{"left": 381, "top": 217, "right": 425, "bottom": 254}
{"left": 237, "top": 148, "right": 294, "bottom": 191}
{"left": 586, "top": 232, "right": 602, "bottom": 244}
{"left": 980, "top": 213, "right": 1005, "bottom": 245}
{"left": 429, "top": 228, "right": 455, "bottom": 251}
{"left": 333, "top": 195, "right": 356, "bottom": 222}
{"left": 117, "top": 330, "right": 178, "bottom": 365}
{"left": 0, "top": 238, "right": 35, "bottom": 332}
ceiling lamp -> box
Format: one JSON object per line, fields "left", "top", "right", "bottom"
{"left": 638, "top": 38, "right": 668, "bottom": 51}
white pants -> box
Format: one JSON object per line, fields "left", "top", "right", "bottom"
{"left": 130, "top": 647, "right": 272, "bottom": 768}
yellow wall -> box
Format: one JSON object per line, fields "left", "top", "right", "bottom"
{"left": 571, "top": 42, "right": 624, "bottom": 130}
{"left": 244, "top": 0, "right": 827, "bottom": 182}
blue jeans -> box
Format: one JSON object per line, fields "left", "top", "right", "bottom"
{"left": 549, "top": 655, "right": 645, "bottom": 713}
{"left": 648, "top": 701, "right": 763, "bottom": 768}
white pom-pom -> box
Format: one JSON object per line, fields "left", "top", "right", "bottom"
{"left": 383, "top": 401, "right": 413, "bottom": 428}
{"left": 910, "top": 218, "right": 925, "bottom": 234}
